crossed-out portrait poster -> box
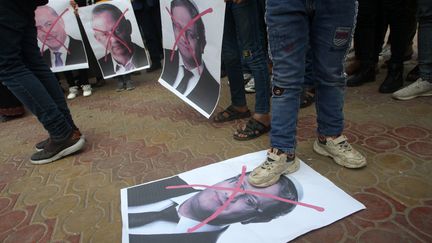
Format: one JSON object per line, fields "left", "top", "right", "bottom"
{"left": 35, "top": 0, "right": 89, "bottom": 73}
{"left": 158, "top": 0, "right": 224, "bottom": 118}
{"left": 121, "top": 151, "right": 365, "bottom": 243}
{"left": 78, "top": 0, "right": 150, "bottom": 79}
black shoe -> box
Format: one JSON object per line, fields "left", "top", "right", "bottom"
{"left": 406, "top": 65, "right": 419, "bottom": 82}
{"left": 379, "top": 63, "right": 404, "bottom": 93}
{"left": 347, "top": 64, "right": 376, "bottom": 87}
{"left": 30, "top": 130, "right": 85, "bottom": 164}
{"left": 35, "top": 138, "right": 50, "bottom": 152}
{"left": 93, "top": 78, "right": 106, "bottom": 88}
{"left": 35, "top": 129, "right": 82, "bottom": 151}
{"left": 146, "top": 62, "right": 162, "bottom": 73}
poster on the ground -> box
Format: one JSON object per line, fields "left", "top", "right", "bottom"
{"left": 78, "top": 0, "right": 150, "bottom": 79}
{"left": 158, "top": 0, "right": 224, "bottom": 118}
{"left": 120, "top": 151, "right": 365, "bottom": 243}
{"left": 35, "top": 0, "right": 89, "bottom": 73}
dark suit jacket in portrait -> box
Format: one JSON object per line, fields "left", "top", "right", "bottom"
{"left": 42, "top": 36, "right": 87, "bottom": 68}
{"left": 161, "top": 49, "right": 220, "bottom": 115}
{"left": 97, "top": 43, "right": 149, "bottom": 77}
{"left": 126, "top": 176, "right": 227, "bottom": 243}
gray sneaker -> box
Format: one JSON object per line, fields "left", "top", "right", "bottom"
{"left": 30, "top": 130, "right": 85, "bottom": 165}
{"left": 116, "top": 81, "right": 125, "bottom": 92}
{"left": 392, "top": 78, "right": 432, "bottom": 100}
{"left": 248, "top": 148, "right": 300, "bottom": 187}
{"left": 313, "top": 135, "right": 366, "bottom": 168}
{"left": 126, "top": 80, "right": 135, "bottom": 91}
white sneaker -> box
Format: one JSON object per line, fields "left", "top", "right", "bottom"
{"left": 82, "top": 84, "right": 92, "bottom": 97}
{"left": 248, "top": 148, "right": 300, "bottom": 187}
{"left": 244, "top": 78, "right": 255, "bottom": 93}
{"left": 67, "top": 86, "right": 79, "bottom": 100}
{"left": 392, "top": 78, "right": 432, "bottom": 100}
{"left": 313, "top": 135, "right": 366, "bottom": 168}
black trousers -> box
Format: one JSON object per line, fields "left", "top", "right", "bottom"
{"left": 354, "top": 0, "right": 414, "bottom": 64}
{"left": 134, "top": 3, "right": 163, "bottom": 65}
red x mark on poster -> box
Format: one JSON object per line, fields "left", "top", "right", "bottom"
{"left": 165, "top": 6, "right": 213, "bottom": 75}
{"left": 38, "top": 8, "right": 71, "bottom": 55}
{"left": 167, "top": 166, "right": 325, "bottom": 233}
{"left": 93, "top": 7, "right": 132, "bottom": 62}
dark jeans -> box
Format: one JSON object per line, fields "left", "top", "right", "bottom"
{"left": 134, "top": 3, "right": 163, "bottom": 65}
{"left": 64, "top": 70, "right": 90, "bottom": 88}
{"left": 222, "top": 0, "right": 270, "bottom": 114}
{"left": 0, "top": 2, "right": 75, "bottom": 140}
{"left": 267, "top": 0, "right": 356, "bottom": 153}
{"left": 418, "top": 0, "right": 432, "bottom": 81}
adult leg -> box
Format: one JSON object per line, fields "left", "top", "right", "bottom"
{"left": 214, "top": 3, "right": 251, "bottom": 123}
{"left": 347, "top": 0, "right": 380, "bottom": 87}
{"left": 0, "top": 6, "right": 73, "bottom": 140}
{"left": 392, "top": 0, "right": 432, "bottom": 100}
{"left": 379, "top": 0, "right": 412, "bottom": 93}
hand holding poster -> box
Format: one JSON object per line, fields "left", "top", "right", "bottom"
{"left": 158, "top": 0, "right": 225, "bottom": 118}
{"left": 35, "top": 0, "right": 89, "bottom": 73}
{"left": 78, "top": 0, "right": 150, "bottom": 79}
{"left": 121, "top": 151, "right": 365, "bottom": 243}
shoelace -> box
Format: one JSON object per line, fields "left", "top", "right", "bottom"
{"left": 261, "top": 158, "right": 275, "bottom": 170}
{"left": 337, "top": 141, "right": 352, "bottom": 152}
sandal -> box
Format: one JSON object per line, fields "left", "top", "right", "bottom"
{"left": 233, "top": 118, "right": 270, "bottom": 141}
{"left": 300, "top": 89, "right": 315, "bottom": 108}
{"left": 213, "top": 105, "right": 251, "bottom": 123}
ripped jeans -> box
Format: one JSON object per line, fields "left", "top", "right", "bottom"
{"left": 267, "top": 0, "right": 357, "bottom": 153}
{"left": 222, "top": 0, "right": 270, "bottom": 114}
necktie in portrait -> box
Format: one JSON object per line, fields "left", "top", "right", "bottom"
{"left": 54, "top": 52, "right": 63, "bottom": 67}
{"left": 128, "top": 203, "right": 180, "bottom": 228}
{"left": 176, "top": 67, "right": 193, "bottom": 94}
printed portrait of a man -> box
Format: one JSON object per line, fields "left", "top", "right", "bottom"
{"left": 124, "top": 173, "right": 300, "bottom": 243}
{"left": 35, "top": 5, "right": 87, "bottom": 70}
{"left": 91, "top": 3, "right": 149, "bottom": 77}
{"left": 160, "top": 0, "right": 220, "bottom": 116}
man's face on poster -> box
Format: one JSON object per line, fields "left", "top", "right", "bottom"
{"left": 171, "top": 5, "right": 203, "bottom": 67}
{"left": 187, "top": 175, "right": 282, "bottom": 225}
{"left": 35, "top": 7, "right": 67, "bottom": 51}
{"left": 92, "top": 10, "right": 131, "bottom": 58}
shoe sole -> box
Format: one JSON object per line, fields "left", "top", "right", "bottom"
{"left": 392, "top": 92, "right": 432, "bottom": 101}
{"left": 313, "top": 141, "right": 366, "bottom": 168}
{"left": 35, "top": 135, "right": 85, "bottom": 152}
{"left": 30, "top": 137, "right": 85, "bottom": 165}
{"left": 248, "top": 158, "right": 300, "bottom": 188}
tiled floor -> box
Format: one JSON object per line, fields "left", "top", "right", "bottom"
{"left": 0, "top": 59, "right": 431, "bottom": 242}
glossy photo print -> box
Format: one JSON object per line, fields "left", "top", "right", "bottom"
{"left": 35, "top": 0, "right": 89, "bottom": 73}
{"left": 121, "top": 151, "right": 365, "bottom": 243}
{"left": 158, "top": 0, "right": 225, "bottom": 118}
{"left": 78, "top": 0, "right": 150, "bottom": 79}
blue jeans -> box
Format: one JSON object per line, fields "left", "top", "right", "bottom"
{"left": 0, "top": 3, "right": 75, "bottom": 140}
{"left": 267, "top": 0, "right": 357, "bottom": 153}
{"left": 418, "top": 0, "right": 432, "bottom": 82}
{"left": 222, "top": 0, "right": 270, "bottom": 114}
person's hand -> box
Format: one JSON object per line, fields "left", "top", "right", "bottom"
{"left": 224, "top": 0, "right": 246, "bottom": 3}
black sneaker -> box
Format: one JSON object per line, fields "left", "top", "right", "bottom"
{"left": 35, "top": 138, "right": 50, "bottom": 152}
{"left": 35, "top": 129, "right": 82, "bottom": 151}
{"left": 30, "top": 130, "right": 85, "bottom": 164}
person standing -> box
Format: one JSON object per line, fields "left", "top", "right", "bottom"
{"left": 392, "top": 0, "right": 432, "bottom": 100}
{"left": 248, "top": 0, "right": 366, "bottom": 187}
{"left": 214, "top": 0, "right": 271, "bottom": 141}
{"left": 0, "top": 0, "right": 85, "bottom": 164}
